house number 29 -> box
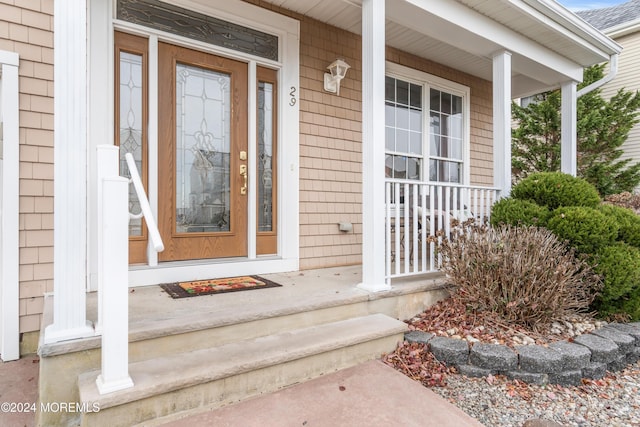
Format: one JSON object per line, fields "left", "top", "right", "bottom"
{"left": 289, "top": 86, "right": 297, "bottom": 106}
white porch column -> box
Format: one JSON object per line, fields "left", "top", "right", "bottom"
{"left": 492, "top": 51, "right": 512, "bottom": 197}
{"left": 0, "top": 51, "right": 20, "bottom": 361}
{"left": 359, "top": 0, "right": 389, "bottom": 291}
{"left": 561, "top": 81, "right": 578, "bottom": 176}
{"left": 45, "top": 0, "right": 94, "bottom": 343}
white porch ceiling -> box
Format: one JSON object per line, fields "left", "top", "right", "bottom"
{"left": 260, "top": 0, "right": 621, "bottom": 98}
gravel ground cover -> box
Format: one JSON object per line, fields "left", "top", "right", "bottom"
{"left": 431, "top": 363, "right": 640, "bottom": 427}
{"left": 383, "top": 294, "right": 640, "bottom": 426}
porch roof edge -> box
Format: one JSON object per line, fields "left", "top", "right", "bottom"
{"left": 520, "top": 0, "right": 623, "bottom": 60}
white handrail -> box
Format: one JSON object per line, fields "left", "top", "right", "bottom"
{"left": 124, "top": 153, "right": 164, "bottom": 252}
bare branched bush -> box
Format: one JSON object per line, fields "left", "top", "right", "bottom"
{"left": 439, "top": 223, "right": 602, "bottom": 329}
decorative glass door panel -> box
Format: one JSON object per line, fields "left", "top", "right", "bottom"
{"left": 158, "top": 43, "right": 248, "bottom": 261}
{"left": 115, "top": 31, "right": 148, "bottom": 264}
{"left": 256, "top": 66, "right": 277, "bottom": 255}
{"left": 120, "top": 50, "right": 144, "bottom": 238}
{"left": 175, "top": 63, "right": 231, "bottom": 234}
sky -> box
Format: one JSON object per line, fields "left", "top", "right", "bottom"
{"left": 558, "top": 0, "right": 629, "bottom": 11}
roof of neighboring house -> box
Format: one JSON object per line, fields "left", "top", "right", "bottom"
{"left": 576, "top": 0, "right": 640, "bottom": 31}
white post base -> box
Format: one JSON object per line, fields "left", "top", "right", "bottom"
{"left": 44, "top": 322, "right": 94, "bottom": 344}
{"left": 357, "top": 281, "right": 392, "bottom": 292}
{"left": 96, "top": 374, "right": 134, "bottom": 395}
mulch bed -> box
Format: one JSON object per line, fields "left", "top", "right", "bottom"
{"left": 382, "top": 292, "right": 611, "bottom": 396}
{"left": 403, "top": 292, "right": 578, "bottom": 347}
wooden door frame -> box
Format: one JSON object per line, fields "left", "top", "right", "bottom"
{"left": 89, "top": 1, "right": 301, "bottom": 286}
{"left": 158, "top": 42, "right": 249, "bottom": 261}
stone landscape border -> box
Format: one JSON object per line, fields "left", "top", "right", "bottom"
{"left": 405, "top": 323, "right": 640, "bottom": 386}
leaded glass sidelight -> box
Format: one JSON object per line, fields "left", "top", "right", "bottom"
{"left": 119, "top": 51, "right": 144, "bottom": 236}
{"left": 258, "top": 81, "right": 274, "bottom": 232}
{"left": 175, "top": 63, "right": 231, "bottom": 233}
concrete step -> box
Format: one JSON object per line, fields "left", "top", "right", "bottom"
{"left": 77, "top": 313, "right": 408, "bottom": 427}
{"left": 36, "top": 269, "right": 450, "bottom": 427}
{"left": 40, "top": 273, "right": 448, "bottom": 365}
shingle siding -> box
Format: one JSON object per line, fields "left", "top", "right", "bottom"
{"left": 296, "top": 17, "right": 494, "bottom": 269}
{"left": 246, "top": 0, "right": 493, "bottom": 270}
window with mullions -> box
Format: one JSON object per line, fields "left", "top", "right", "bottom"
{"left": 429, "top": 88, "right": 463, "bottom": 183}
{"left": 385, "top": 76, "right": 423, "bottom": 180}
{"left": 385, "top": 75, "right": 465, "bottom": 184}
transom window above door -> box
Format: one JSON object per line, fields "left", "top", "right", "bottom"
{"left": 384, "top": 68, "right": 468, "bottom": 184}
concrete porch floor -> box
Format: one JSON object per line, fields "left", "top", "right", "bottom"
{"left": 40, "top": 265, "right": 450, "bottom": 357}
{"left": 121, "top": 264, "right": 446, "bottom": 326}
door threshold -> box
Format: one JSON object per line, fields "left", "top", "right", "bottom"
{"left": 128, "top": 256, "right": 298, "bottom": 287}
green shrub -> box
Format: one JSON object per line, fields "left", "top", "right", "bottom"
{"left": 592, "top": 242, "right": 640, "bottom": 321}
{"left": 490, "top": 198, "right": 549, "bottom": 227}
{"left": 440, "top": 223, "right": 601, "bottom": 328}
{"left": 620, "top": 288, "right": 640, "bottom": 321}
{"left": 511, "top": 172, "right": 601, "bottom": 209}
{"left": 546, "top": 207, "right": 618, "bottom": 254}
{"left": 597, "top": 204, "right": 640, "bottom": 248}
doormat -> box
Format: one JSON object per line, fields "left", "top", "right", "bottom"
{"left": 160, "top": 275, "right": 282, "bottom": 298}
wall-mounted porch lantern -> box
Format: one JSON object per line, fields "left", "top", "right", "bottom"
{"left": 324, "top": 59, "right": 350, "bottom": 95}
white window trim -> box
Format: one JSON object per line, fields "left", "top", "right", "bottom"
{"left": 385, "top": 62, "right": 471, "bottom": 186}
{"left": 0, "top": 50, "right": 20, "bottom": 361}
{"left": 88, "top": 0, "right": 300, "bottom": 287}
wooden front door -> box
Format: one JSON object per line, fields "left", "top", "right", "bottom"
{"left": 158, "top": 43, "right": 248, "bottom": 261}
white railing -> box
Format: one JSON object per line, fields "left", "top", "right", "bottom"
{"left": 95, "top": 146, "right": 164, "bottom": 395}
{"left": 385, "top": 179, "right": 499, "bottom": 280}
{"left": 124, "top": 153, "right": 164, "bottom": 252}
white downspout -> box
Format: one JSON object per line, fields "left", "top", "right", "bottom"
{"left": 577, "top": 53, "right": 618, "bottom": 97}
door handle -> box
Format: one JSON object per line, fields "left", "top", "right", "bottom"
{"left": 240, "top": 164, "right": 247, "bottom": 195}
